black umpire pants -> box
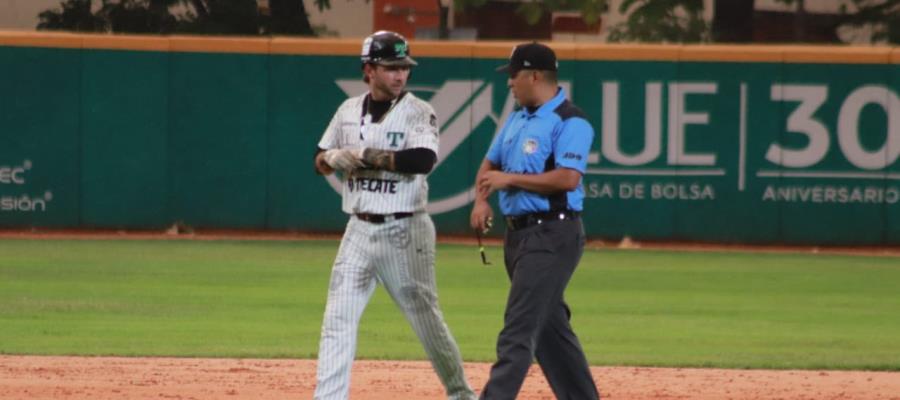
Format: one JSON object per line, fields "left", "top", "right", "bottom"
{"left": 480, "top": 217, "right": 599, "bottom": 400}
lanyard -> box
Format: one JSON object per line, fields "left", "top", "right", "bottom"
{"left": 360, "top": 95, "right": 370, "bottom": 141}
{"left": 360, "top": 92, "right": 404, "bottom": 141}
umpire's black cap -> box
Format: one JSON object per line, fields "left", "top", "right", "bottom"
{"left": 496, "top": 42, "right": 558, "bottom": 75}
{"left": 361, "top": 31, "right": 418, "bottom": 67}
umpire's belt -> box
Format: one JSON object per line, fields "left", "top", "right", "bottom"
{"left": 505, "top": 210, "right": 580, "bottom": 231}
{"left": 355, "top": 212, "right": 414, "bottom": 224}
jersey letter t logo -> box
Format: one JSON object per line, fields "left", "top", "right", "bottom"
{"left": 387, "top": 131, "right": 405, "bottom": 147}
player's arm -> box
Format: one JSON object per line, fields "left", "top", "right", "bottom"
{"left": 359, "top": 147, "right": 437, "bottom": 174}
{"left": 315, "top": 106, "right": 340, "bottom": 175}
{"left": 316, "top": 101, "right": 368, "bottom": 175}
{"left": 314, "top": 147, "right": 335, "bottom": 175}
{"left": 364, "top": 106, "right": 440, "bottom": 174}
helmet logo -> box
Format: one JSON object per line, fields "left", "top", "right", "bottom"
{"left": 361, "top": 37, "right": 372, "bottom": 57}
{"left": 394, "top": 43, "right": 408, "bottom": 58}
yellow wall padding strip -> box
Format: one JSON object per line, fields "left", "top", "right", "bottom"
{"left": 576, "top": 44, "right": 681, "bottom": 61}
{"left": 678, "top": 45, "right": 785, "bottom": 63}
{"left": 781, "top": 45, "right": 892, "bottom": 64}
{"left": 893, "top": 47, "right": 900, "bottom": 63}
{"left": 168, "top": 36, "right": 270, "bottom": 54}
{"left": 269, "top": 37, "right": 358, "bottom": 56}
{"left": 0, "top": 31, "right": 82, "bottom": 49}
{"left": 1, "top": 31, "right": 897, "bottom": 64}
{"left": 81, "top": 33, "right": 169, "bottom": 52}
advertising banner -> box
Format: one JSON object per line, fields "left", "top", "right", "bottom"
{"left": 1, "top": 35, "right": 897, "bottom": 245}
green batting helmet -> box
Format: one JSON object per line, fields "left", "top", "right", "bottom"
{"left": 360, "top": 31, "right": 418, "bottom": 67}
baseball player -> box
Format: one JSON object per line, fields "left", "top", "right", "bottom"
{"left": 311, "top": 31, "right": 476, "bottom": 400}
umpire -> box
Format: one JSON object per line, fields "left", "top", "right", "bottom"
{"left": 469, "top": 42, "right": 599, "bottom": 400}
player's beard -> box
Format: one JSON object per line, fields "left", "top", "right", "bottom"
{"left": 372, "top": 80, "right": 404, "bottom": 100}
{"left": 370, "top": 72, "right": 407, "bottom": 100}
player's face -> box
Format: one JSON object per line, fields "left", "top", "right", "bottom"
{"left": 507, "top": 69, "right": 538, "bottom": 107}
{"left": 367, "top": 64, "right": 410, "bottom": 100}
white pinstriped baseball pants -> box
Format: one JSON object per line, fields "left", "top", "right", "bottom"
{"left": 313, "top": 213, "right": 476, "bottom": 400}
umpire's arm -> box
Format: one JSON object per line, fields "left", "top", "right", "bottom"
{"left": 479, "top": 168, "right": 580, "bottom": 195}
{"left": 470, "top": 159, "right": 500, "bottom": 232}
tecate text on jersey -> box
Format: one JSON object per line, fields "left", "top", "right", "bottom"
{"left": 347, "top": 177, "right": 400, "bottom": 194}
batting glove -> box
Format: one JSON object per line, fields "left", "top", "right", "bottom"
{"left": 323, "top": 148, "right": 365, "bottom": 172}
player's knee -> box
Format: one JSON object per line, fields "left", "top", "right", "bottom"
{"left": 321, "top": 312, "right": 356, "bottom": 333}
{"left": 400, "top": 285, "right": 436, "bottom": 314}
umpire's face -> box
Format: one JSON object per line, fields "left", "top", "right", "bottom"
{"left": 507, "top": 69, "right": 539, "bottom": 108}
{"left": 365, "top": 64, "right": 410, "bottom": 101}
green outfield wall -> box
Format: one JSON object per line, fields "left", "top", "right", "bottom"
{"left": 1, "top": 33, "right": 899, "bottom": 245}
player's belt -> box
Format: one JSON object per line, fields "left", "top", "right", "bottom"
{"left": 355, "top": 212, "right": 414, "bottom": 224}
{"left": 505, "top": 210, "right": 580, "bottom": 231}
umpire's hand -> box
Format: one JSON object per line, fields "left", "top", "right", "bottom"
{"left": 470, "top": 200, "right": 494, "bottom": 234}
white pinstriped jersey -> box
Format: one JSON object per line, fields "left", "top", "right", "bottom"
{"left": 318, "top": 92, "right": 439, "bottom": 215}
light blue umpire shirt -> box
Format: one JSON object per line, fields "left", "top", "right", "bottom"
{"left": 485, "top": 87, "right": 595, "bottom": 217}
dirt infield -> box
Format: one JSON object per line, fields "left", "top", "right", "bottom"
{"left": 1, "top": 356, "right": 899, "bottom": 400}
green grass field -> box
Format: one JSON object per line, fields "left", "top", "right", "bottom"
{"left": 1, "top": 239, "right": 898, "bottom": 371}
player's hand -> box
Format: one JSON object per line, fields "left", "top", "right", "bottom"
{"left": 360, "top": 148, "right": 394, "bottom": 171}
{"left": 470, "top": 200, "right": 494, "bottom": 233}
{"left": 315, "top": 152, "right": 336, "bottom": 175}
{"left": 478, "top": 171, "right": 513, "bottom": 195}
{"left": 323, "top": 148, "right": 365, "bottom": 172}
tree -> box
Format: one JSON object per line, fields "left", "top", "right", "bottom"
{"left": 712, "top": 0, "right": 898, "bottom": 45}
{"left": 625, "top": 0, "right": 818, "bottom": 44}
{"left": 267, "top": 0, "right": 314, "bottom": 35}
{"left": 37, "top": 0, "right": 107, "bottom": 32}
{"left": 711, "top": 0, "right": 754, "bottom": 42}
{"left": 37, "top": 0, "right": 334, "bottom": 36}
{"left": 606, "top": 0, "right": 708, "bottom": 43}
{"left": 175, "top": 0, "right": 261, "bottom": 35}
{"left": 103, "top": 0, "right": 179, "bottom": 33}
{"left": 792, "top": 0, "right": 807, "bottom": 42}
{"left": 839, "top": 0, "right": 900, "bottom": 44}
{"left": 454, "top": 0, "right": 607, "bottom": 26}
{"left": 437, "top": 0, "right": 449, "bottom": 39}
